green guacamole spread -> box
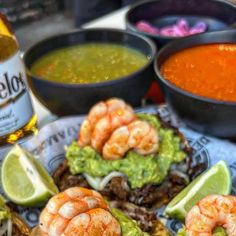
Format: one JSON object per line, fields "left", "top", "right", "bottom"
{"left": 112, "top": 208, "right": 149, "bottom": 236}
{"left": 66, "top": 114, "right": 186, "bottom": 189}
{"left": 0, "top": 196, "right": 10, "bottom": 222}
{"left": 177, "top": 227, "right": 226, "bottom": 236}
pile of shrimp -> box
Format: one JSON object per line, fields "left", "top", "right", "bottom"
{"left": 185, "top": 194, "right": 236, "bottom": 236}
{"left": 39, "top": 187, "right": 121, "bottom": 236}
{"left": 78, "top": 98, "right": 159, "bottom": 160}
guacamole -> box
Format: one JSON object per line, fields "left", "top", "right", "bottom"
{"left": 177, "top": 227, "right": 227, "bottom": 236}
{"left": 66, "top": 114, "right": 186, "bottom": 189}
{"left": 112, "top": 208, "right": 149, "bottom": 236}
{"left": 0, "top": 195, "right": 10, "bottom": 222}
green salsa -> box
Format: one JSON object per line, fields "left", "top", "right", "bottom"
{"left": 112, "top": 208, "right": 149, "bottom": 236}
{"left": 66, "top": 114, "right": 186, "bottom": 189}
{"left": 31, "top": 43, "right": 148, "bottom": 84}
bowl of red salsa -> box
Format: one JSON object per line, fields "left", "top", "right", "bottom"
{"left": 155, "top": 30, "right": 236, "bottom": 138}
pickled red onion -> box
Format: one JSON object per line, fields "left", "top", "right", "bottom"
{"left": 136, "top": 19, "right": 207, "bottom": 37}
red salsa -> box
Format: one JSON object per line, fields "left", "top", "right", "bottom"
{"left": 160, "top": 44, "right": 236, "bottom": 102}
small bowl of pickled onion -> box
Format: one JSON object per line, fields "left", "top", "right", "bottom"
{"left": 126, "top": 0, "right": 236, "bottom": 47}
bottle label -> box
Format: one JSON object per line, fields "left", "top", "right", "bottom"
{"left": 0, "top": 51, "right": 34, "bottom": 136}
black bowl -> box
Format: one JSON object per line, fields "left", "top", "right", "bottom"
{"left": 126, "top": 0, "right": 236, "bottom": 48}
{"left": 24, "top": 28, "right": 156, "bottom": 116}
{"left": 155, "top": 29, "right": 236, "bottom": 138}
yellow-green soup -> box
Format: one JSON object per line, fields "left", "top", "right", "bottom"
{"left": 31, "top": 43, "right": 148, "bottom": 84}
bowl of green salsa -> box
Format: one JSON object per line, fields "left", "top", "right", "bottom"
{"left": 24, "top": 29, "right": 156, "bottom": 115}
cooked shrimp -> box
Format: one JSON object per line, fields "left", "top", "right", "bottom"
{"left": 135, "top": 125, "right": 159, "bottom": 155}
{"left": 186, "top": 194, "right": 236, "bottom": 236}
{"left": 91, "top": 108, "right": 136, "bottom": 153}
{"left": 39, "top": 187, "right": 121, "bottom": 236}
{"left": 78, "top": 98, "right": 132, "bottom": 146}
{"left": 103, "top": 120, "right": 159, "bottom": 160}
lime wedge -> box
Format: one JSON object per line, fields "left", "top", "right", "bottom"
{"left": 165, "top": 160, "right": 231, "bottom": 220}
{"left": 1, "top": 145, "right": 58, "bottom": 206}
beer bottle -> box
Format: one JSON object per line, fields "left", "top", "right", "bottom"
{"left": 0, "top": 13, "right": 37, "bottom": 145}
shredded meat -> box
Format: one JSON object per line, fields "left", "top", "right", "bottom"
{"left": 5, "top": 206, "right": 32, "bottom": 236}
{"left": 53, "top": 154, "right": 204, "bottom": 208}
{"left": 101, "top": 171, "right": 188, "bottom": 207}
{"left": 101, "top": 177, "right": 130, "bottom": 201}
{"left": 53, "top": 161, "right": 90, "bottom": 190}
{"left": 12, "top": 224, "right": 22, "bottom": 236}
{"left": 110, "top": 201, "right": 157, "bottom": 232}
{"left": 110, "top": 201, "right": 170, "bottom": 235}
{"left": 11, "top": 212, "right": 31, "bottom": 236}
{"left": 187, "top": 156, "right": 208, "bottom": 180}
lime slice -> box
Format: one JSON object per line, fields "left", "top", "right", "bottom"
{"left": 1, "top": 145, "right": 58, "bottom": 206}
{"left": 165, "top": 160, "right": 231, "bottom": 220}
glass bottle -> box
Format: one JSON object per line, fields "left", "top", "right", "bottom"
{"left": 0, "top": 13, "right": 37, "bottom": 145}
